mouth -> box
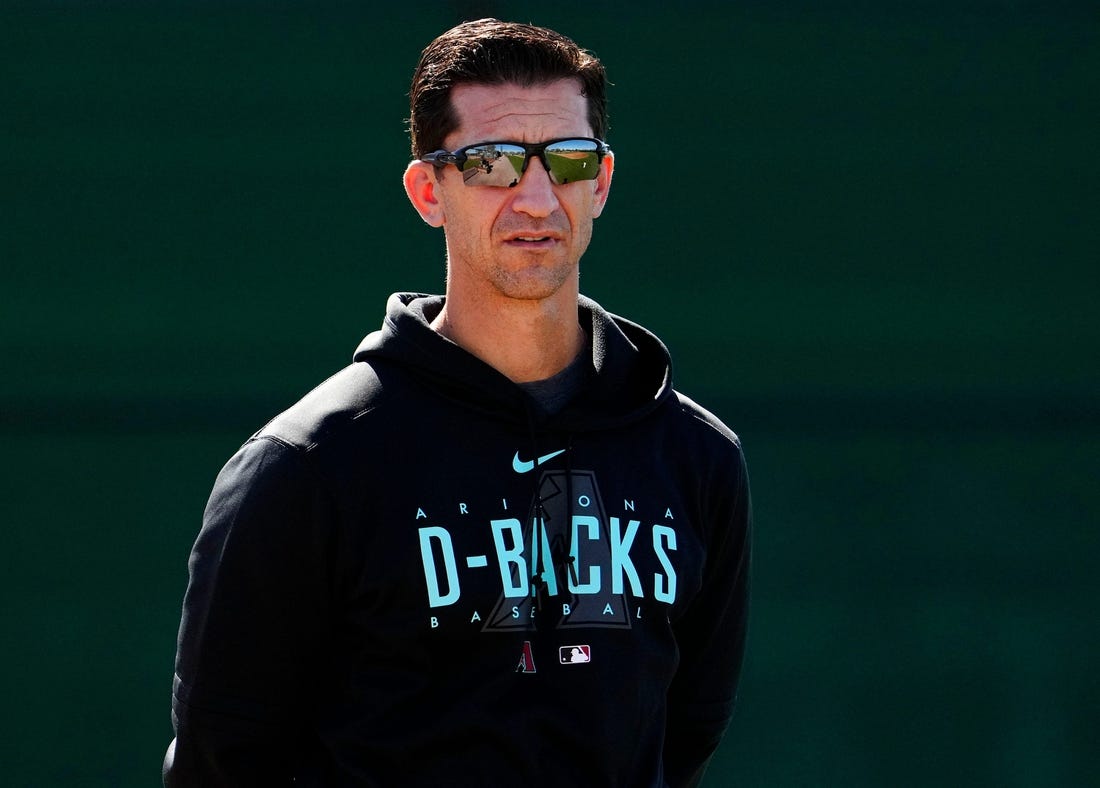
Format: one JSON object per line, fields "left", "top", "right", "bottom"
{"left": 503, "top": 232, "right": 560, "bottom": 248}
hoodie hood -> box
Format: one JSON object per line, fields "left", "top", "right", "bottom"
{"left": 353, "top": 292, "right": 674, "bottom": 432}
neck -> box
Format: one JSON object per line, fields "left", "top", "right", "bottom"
{"left": 431, "top": 290, "right": 584, "bottom": 384}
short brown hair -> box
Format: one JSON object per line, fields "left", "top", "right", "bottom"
{"left": 407, "top": 18, "right": 609, "bottom": 158}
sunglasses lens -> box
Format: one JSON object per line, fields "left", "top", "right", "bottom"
{"left": 458, "top": 144, "right": 527, "bottom": 187}
{"left": 445, "top": 139, "right": 605, "bottom": 187}
{"left": 544, "top": 139, "right": 603, "bottom": 185}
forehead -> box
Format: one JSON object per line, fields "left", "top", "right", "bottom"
{"left": 447, "top": 79, "right": 591, "bottom": 147}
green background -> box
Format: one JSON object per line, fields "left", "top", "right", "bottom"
{"left": 3, "top": 1, "right": 1097, "bottom": 785}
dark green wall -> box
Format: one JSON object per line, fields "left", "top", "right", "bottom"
{"left": 3, "top": 2, "right": 1096, "bottom": 785}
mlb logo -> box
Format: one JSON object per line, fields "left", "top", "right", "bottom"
{"left": 559, "top": 645, "right": 591, "bottom": 664}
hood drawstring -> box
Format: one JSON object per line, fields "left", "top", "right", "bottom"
{"left": 557, "top": 434, "right": 578, "bottom": 589}
{"left": 523, "top": 405, "right": 579, "bottom": 622}
{"left": 524, "top": 404, "right": 548, "bottom": 614}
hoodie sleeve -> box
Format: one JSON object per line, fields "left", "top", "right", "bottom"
{"left": 662, "top": 438, "right": 752, "bottom": 788}
{"left": 163, "top": 436, "right": 333, "bottom": 787}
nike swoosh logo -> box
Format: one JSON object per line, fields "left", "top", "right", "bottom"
{"left": 512, "top": 449, "right": 566, "bottom": 474}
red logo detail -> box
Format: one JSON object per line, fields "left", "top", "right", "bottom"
{"left": 516, "top": 640, "right": 537, "bottom": 673}
{"left": 559, "top": 645, "right": 592, "bottom": 664}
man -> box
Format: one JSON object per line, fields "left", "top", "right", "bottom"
{"left": 165, "top": 18, "right": 751, "bottom": 787}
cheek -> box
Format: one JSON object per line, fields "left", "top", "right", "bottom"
{"left": 567, "top": 191, "right": 598, "bottom": 235}
{"left": 446, "top": 207, "right": 509, "bottom": 262}
{"left": 452, "top": 188, "right": 505, "bottom": 224}
{"left": 441, "top": 194, "right": 493, "bottom": 234}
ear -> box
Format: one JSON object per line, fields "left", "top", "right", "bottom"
{"left": 403, "top": 161, "right": 445, "bottom": 227}
{"left": 590, "top": 152, "right": 614, "bottom": 218}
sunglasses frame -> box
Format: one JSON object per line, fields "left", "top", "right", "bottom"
{"left": 421, "top": 137, "right": 611, "bottom": 187}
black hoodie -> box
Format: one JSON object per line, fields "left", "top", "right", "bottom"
{"left": 165, "top": 293, "right": 752, "bottom": 787}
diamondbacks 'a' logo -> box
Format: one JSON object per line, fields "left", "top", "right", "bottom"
{"left": 484, "top": 470, "right": 632, "bottom": 632}
{"left": 515, "top": 640, "right": 537, "bottom": 673}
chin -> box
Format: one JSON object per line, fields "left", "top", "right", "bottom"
{"left": 492, "top": 264, "right": 577, "bottom": 302}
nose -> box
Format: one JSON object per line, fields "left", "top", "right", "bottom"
{"left": 510, "top": 156, "right": 559, "bottom": 218}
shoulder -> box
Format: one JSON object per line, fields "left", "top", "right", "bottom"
{"left": 206, "top": 360, "right": 397, "bottom": 513}
{"left": 252, "top": 359, "right": 394, "bottom": 452}
{"left": 660, "top": 389, "right": 750, "bottom": 496}
{"left": 671, "top": 390, "right": 743, "bottom": 452}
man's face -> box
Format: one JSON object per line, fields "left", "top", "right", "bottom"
{"left": 405, "top": 79, "right": 613, "bottom": 303}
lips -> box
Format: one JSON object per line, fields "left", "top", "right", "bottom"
{"left": 502, "top": 229, "right": 563, "bottom": 246}
{"left": 504, "top": 236, "right": 558, "bottom": 252}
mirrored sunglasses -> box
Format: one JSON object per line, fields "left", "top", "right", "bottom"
{"left": 421, "top": 137, "right": 610, "bottom": 188}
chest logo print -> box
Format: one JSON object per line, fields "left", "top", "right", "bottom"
{"left": 516, "top": 640, "right": 537, "bottom": 673}
{"left": 560, "top": 645, "right": 592, "bottom": 664}
{"left": 512, "top": 449, "right": 566, "bottom": 474}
